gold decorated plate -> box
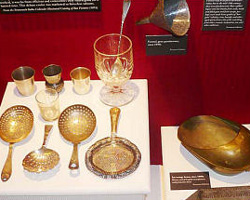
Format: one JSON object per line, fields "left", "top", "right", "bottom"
{"left": 85, "top": 136, "right": 141, "bottom": 179}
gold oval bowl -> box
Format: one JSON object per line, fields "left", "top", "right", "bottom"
{"left": 178, "top": 115, "right": 250, "bottom": 175}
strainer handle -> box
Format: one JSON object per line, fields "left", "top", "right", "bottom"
{"left": 43, "top": 125, "right": 53, "bottom": 146}
{"left": 69, "top": 143, "right": 79, "bottom": 170}
{"left": 110, "top": 107, "right": 121, "bottom": 138}
{"left": 1, "top": 143, "right": 13, "bottom": 182}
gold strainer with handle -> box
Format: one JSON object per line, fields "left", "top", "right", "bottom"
{"left": 0, "top": 105, "right": 33, "bottom": 182}
{"left": 22, "top": 125, "right": 60, "bottom": 173}
{"left": 58, "top": 104, "right": 96, "bottom": 170}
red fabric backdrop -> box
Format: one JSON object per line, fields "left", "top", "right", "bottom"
{"left": 0, "top": 0, "right": 249, "bottom": 164}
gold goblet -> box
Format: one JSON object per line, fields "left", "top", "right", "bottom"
{"left": 94, "top": 33, "right": 134, "bottom": 107}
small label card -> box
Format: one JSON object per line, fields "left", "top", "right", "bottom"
{"left": 170, "top": 172, "right": 211, "bottom": 190}
{"left": 146, "top": 35, "right": 188, "bottom": 56}
{"left": 203, "top": 0, "right": 249, "bottom": 30}
{"left": 0, "top": 0, "right": 101, "bottom": 14}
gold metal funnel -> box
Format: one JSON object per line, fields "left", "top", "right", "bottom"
{"left": 137, "top": 0, "right": 191, "bottom": 36}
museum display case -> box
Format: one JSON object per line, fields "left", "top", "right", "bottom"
{"left": 0, "top": 0, "right": 249, "bottom": 199}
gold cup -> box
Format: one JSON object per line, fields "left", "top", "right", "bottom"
{"left": 43, "top": 64, "right": 61, "bottom": 84}
{"left": 70, "top": 67, "right": 91, "bottom": 95}
{"left": 35, "top": 88, "right": 60, "bottom": 121}
{"left": 43, "top": 64, "right": 64, "bottom": 93}
{"left": 11, "top": 66, "right": 35, "bottom": 96}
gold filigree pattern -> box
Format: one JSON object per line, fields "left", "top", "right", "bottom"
{"left": 85, "top": 137, "right": 141, "bottom": 179}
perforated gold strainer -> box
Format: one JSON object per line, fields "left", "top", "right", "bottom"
{"left": 58, "top": 104, "right": 96, "bottom": 170}
{"left": 0, "top": 105, "right": 33, "bottom": 182}
{"left": 22, "top": 125, "right": 60, "bottom": 173}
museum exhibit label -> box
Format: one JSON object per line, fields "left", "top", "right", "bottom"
{"left": 203, "top": 0, "right": 249, "bottom": 30}
{"left": 170, "top": 172, "right": 211, "bottom": 191}
{"left": 146, "top": 35, "right": 188, "bottom": 56}
{"left": 0, "top": 0, "right": 101, "bottom": 13}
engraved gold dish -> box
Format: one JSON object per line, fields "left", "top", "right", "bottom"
{"left": 58, "top": 104, "right": 96, "bottom": 170}
{"left": 178, "top": 115, "right": 250, "bottom": 175}
{"left": 0, "top": 105, "right": 33, "bottom": 182}
{"left": 22, "top": 125, "right": 60, "bottom": 173}
{"left": 85, "top": 107, "right": 141, "bottom": 179}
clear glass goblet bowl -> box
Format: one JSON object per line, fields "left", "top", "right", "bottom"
{"left": 94, "top": 33, "right": 134, "bottom": 106}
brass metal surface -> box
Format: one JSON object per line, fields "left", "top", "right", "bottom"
{"left": 187, "top": 186, "right": 250, "bottom": 200}
{"left": 43, "top": 64, "right": 62, "bottom": 84}
{"left": 45, "top": 78, "right": 64, "bottom": 93}
{"left": 0, "top": 105, "right": 34, "bottom": 181}
{"left": 58, "top": 104, "right": 96, "bottom": 170}
{"left": 43, "top": 64, "right": 64, "bottom": 92}
{"left": 85, "top": 107, "right": 141, "bottom": 179}
{"left": 70, "top": 67, "right": 91, "bottom": 95}
{"left": 70, "top": 67, "right": 91, "bottom": 80}
{"left": 11, "top": 66, "right": 35, "bottom": 96}
{"left": 22, "top": 125, "right": 60, "bottom": 173}
{"left": 178, "top": 115, "right": 250, "bottom": 175}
